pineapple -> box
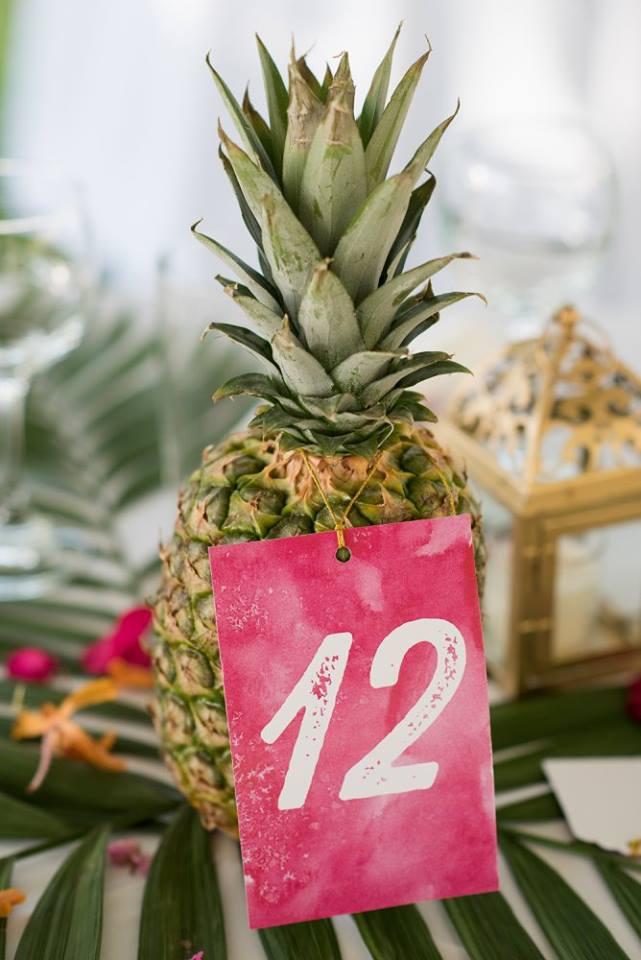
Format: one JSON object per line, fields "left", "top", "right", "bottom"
{"left": 152, "top": 30, "right": 485, "bottom": 835}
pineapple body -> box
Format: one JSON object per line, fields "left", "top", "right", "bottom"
{"left": 152, "top": 29, "right": 486, "bottom": 832}
{"left": 152, "top": 425, "right": 484, "bottom": 834}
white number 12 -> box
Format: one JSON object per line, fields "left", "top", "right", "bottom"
{"left": 260, "top": 619, "right": 465, "bottom": 811}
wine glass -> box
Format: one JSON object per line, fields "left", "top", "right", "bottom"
{"left": 0, "top": 159, "right": 89, "bottom": 599}
{"left": 439, "top": 118, "right": 617, "bottom": 339}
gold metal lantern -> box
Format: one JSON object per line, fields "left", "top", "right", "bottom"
{"left": 442, "top": 305, "right": 641, "bottom": 695}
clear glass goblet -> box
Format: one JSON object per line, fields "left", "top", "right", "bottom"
{"left": 439, "top": 118, "right": 617, "bottom": 339}
{"left": 0, "top": 160, "right": 89, "bottom": 599}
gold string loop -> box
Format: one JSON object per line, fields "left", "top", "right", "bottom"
{"left": 300, "top": 449, "right": 383, "bottom": 559}
{"left": 301, "top": 437, "right": 457, "bottom": 561}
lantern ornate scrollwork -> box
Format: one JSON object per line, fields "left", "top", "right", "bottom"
{"left": 442, "top": 306, "right": 641, "bottom": 695}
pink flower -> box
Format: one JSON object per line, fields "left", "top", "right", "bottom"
{"left": 189, "top": 954, "right": 204, "bottom": 960}
{"left": 6, "top": 648, "right": 58, "bottom": 684}
{"left": 83, "top": 606, "right": 152, "bottom": 675}
{"left": 627, "top": 675, "right": 641, "bottom": 722}
{"left": 107, "top": 838, "right": 151, "bottom": 875}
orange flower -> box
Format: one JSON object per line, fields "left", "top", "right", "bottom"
{"left": 107, "top": 657, "right": 154, "bottom": 690}
{"left": 0, "top": 888, "right": 26, "bottom": 918}
{"left": 628, "top": 837, "right": 641, "bottom": 857}
{"left": 11, "top": 678, "right": 126, "bottom": 792}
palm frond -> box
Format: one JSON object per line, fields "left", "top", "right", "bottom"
{"left": 0, "top": 306, "right": 639, "bottom": 958}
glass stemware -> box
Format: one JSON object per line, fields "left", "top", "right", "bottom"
{"left": 440, "top": 118, "right": 617, "bottom": 339}
{"left": 0, "top": 159, "right": 89, "bottom": 599}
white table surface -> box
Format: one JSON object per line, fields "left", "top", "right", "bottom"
{"left": 1, "top": 488, "right": 638, "bottom": 959}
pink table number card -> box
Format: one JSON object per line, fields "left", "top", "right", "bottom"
{"left": 209, "top": 514, "right": 498, "bottom": 928}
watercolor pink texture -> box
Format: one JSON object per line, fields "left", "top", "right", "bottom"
{"left": 209, "top": 515, "right": 498, "bottom": 929}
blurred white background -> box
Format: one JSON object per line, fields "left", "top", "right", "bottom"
{"left": 3, "top": 0, "right": 640, "bottom": 367}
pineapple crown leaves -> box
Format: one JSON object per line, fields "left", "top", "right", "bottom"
{"left": 200, "top": 27, "right": 484, "bottom": 457}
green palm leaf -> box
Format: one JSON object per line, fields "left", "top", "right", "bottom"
{"left": 597, "top": 859, "right": 641, "bottom": 940}
{"left": 494, "top": 720, "right": 641, "bottom": 792}
{"left": 0, "top": 739, "right": 179, "bottom": 818}
{"left": 0, "top": 789, "right": 71, "bottom": 840}
{"left": 138, "top": 805, "right": 226, "bottom": 960}
{"left": 497, "top": 791, "right": 562, "bottom": 822}
{"left": 353, "top": 905, "right": 442, "bottom": 959}
{"left": 259, "top": 919, "right": 342, "bottom": 960}
{"left": 14, "top": 826, "right": 108, "bottom": 960}
{"left": 501, "top": 832, "right": 631, "bottom": 959}
{"left": 444, "top": 892, "right": 545, "bottom": 959}
{"left": 491, "top": 687, "right": 626, "bottom": 750}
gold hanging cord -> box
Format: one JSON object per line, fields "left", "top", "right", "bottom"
{"left": 301, "top": 438, "right": 457, "bottom": 556}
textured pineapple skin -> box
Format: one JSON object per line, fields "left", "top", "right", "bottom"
{"left": 151, "top": 425, "right": 485, "bottom": 834}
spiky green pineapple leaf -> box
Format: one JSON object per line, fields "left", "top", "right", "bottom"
{"left": 207, "top": 321, "right": 275, "bottom": 367}
{"left": 381, "top": 291, "right": 484, "bottom": 350}
{"left": 332, "top": 110, "right": 457, "bottom": 305}
{"left": 191, "top": 221, "right": 280, "bottom": 311}
{"left": 332, "top": 170, "right": 415, "bottom": 303}
{"left": 220, "top": 129, "right": 321, "bottom": 317}
{"left": 385, "top": 175, "right": 437, "bottom": 278}
{"left": 251, "top": 403, "right": 301, "bottom": 432}
{"left": 400, "top": 102, "right": 460, "bottom": 186}
{"left": 397, "top": 357, "right": 471, "bottom": 389}
{"left": 303, "top": 392, "right": 356, "bottom": 417}
{"left": 219, "top": 283, "right": 284, "bottom": 339}
{"left": 242, "top": 88, "right": 274, "bottom": 165}
{"left": 331, "top": 350, "right": 400, "bottom": 392}
{"left": 361, "top": 352, "right": 453, "bottom": 405}
{"left": 207, "top": 51, "right": 276, "bottom": 178}
{"left": 299, "top": 86, "right": 367, "bottom": 255}
{"left": 329, "top": 52, "right": 355, "bottom": 112}
{"left": 220, "top": 144, "right": 281, "bottom": 299}
{"left": 295, "top": 54, "right": 324, "bottom": 100}
{"left": 358, "top": 253, "right": 473, "bottom": 347}
{"left": 358, "top": 23, "right": 402, "bottom": 146}
{"left": 256, "top": 35, "right": 289, "bottom": 174}
{"left": 282, "top": 57, "right": 324, "bottom": 209}
{"left": 297, "top": 260, "right": 364, "bottom": 368}
{"left": 364, "top": 46, "right": 431, "bottom": 188}
{"left": 213, "top": 371, "right": 285, "bottom": 403}
{"left": 389, "top": 392, "right": 437, "bottom": 423}
{"left": 319, "top": 63, "right": 333, "bottom": 101}
{"left": 261, "top": 193, "right": 322, "bottom": 319}
{"left": 271, "top": 320, "right": 334, "bottom": 396}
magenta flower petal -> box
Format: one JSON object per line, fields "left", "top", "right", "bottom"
{"left": 189, "top": 953, "right": 204, "bottom": 960}
{"left": 114, "top": 607, "right": 152, "bottom": 667}
{"left": 627, "top": 675, "right": 641, "bottom": 722}
{"left": 83, "top": 606, "right": 152, "bottom": 675}
{"left": 107, "top": 838, "right": 151, "bottom": 875}
{"left": 6, "top": 648, "right": 58, "bottom": 684}
{"left": 82, "top": 632, "right": 119, "bottom": 675}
